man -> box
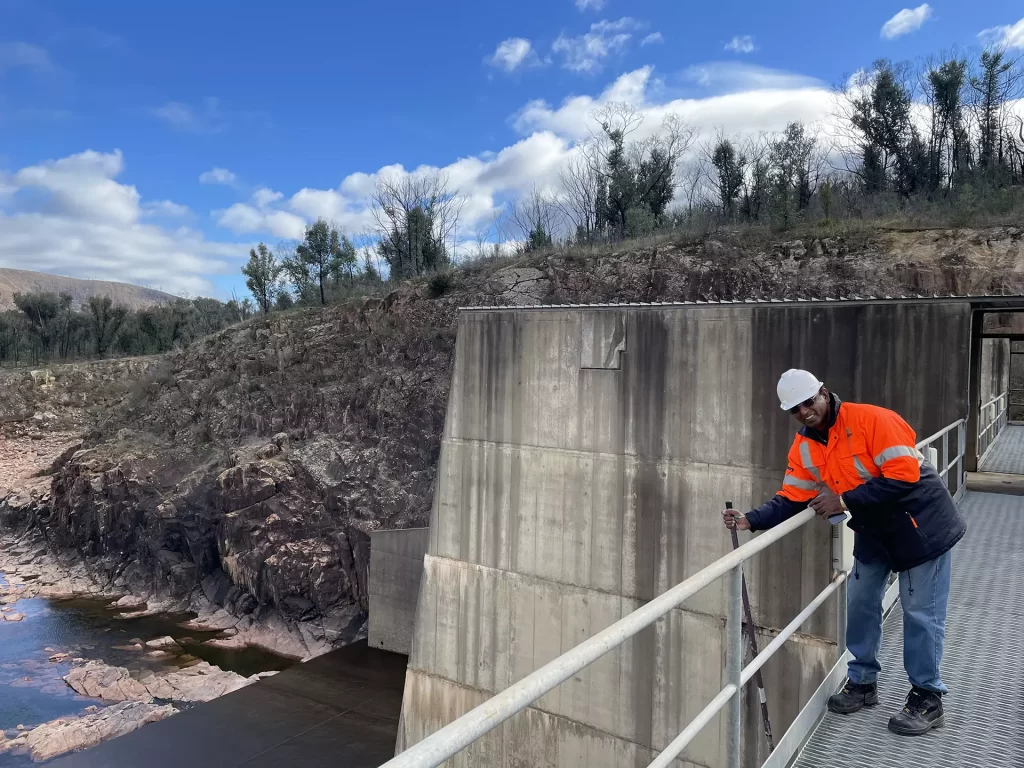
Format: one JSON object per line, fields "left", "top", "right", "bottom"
{"left": 722, "top": 369, "right": 966, "bottom": 737}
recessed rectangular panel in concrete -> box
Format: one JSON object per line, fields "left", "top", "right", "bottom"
{"left": 369, "top": 527, "right": 430, "bottom": 655}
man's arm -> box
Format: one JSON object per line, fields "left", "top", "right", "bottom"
{"left": 746, "top": 440, "right": 819, "bottom": 531}
{"left": 746, "top": 494, "right": 806, "bottom": 531}
{"left": 842, "top": 407, "right": 920, "bottom": 513}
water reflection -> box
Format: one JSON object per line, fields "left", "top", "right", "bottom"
{"left": 0, "top": 585, "right": 294, "bottom": 766}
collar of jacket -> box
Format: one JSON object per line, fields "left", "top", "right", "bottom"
{"left": 798, "top": 392, "right": 842, "bottom": 444}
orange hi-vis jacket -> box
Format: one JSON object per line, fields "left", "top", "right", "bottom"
{"left": 746, "top": 394, "right": 967, "bottom": 572}
{"left": 778, "top": 401, "right": 924, "bottom": 505}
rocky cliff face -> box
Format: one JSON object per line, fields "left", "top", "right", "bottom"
{"left": 3, "top": 226, "right": 1022, "bottom": 657}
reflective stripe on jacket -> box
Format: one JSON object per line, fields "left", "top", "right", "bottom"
{"left": 747, "top": 394, "right": 966, "bottom": 572}
{"left": 779, "top": 400, "right": 925, "bottom": 504}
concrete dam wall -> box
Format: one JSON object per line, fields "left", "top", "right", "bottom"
{"left": 397, "top": 300, "right": 972, "bottom": 768}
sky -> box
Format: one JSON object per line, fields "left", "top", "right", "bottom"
{"left": 0, "top": 0, "right": 1022, "bottom": 300}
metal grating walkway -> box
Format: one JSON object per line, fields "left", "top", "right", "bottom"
{"left": 979, "top": 424, "right": 1024, "bottom": 474}
{"left": 793, "top": 491, "right": 1024, "bottom": 768}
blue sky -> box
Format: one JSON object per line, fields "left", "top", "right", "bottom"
{"left": 0, "top": 0, "right": 1021, "bottom": 299}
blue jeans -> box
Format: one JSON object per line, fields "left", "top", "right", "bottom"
{"left": 846, "top": 550, "right": 952, "bottom": 694}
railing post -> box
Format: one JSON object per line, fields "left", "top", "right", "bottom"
{"left": 726, "top": 564, "right": 743, "bottom": 768}
{"left": 960, "top": 423, "right": 967, "bottom": 488}
{"left": 836, "top": 577, "right": 848, "bottom": 661}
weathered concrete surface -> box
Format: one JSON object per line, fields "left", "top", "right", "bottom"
{"left": 369, "top": 527, "right": 430, "bottom": 655}
{"left": 967, "top": 472, "right": 1024, "bottom": 495}
{"left": 983, "top": 311, "right": 1024, "bottom": 335}
{"left": 980, "top": 338, "right": 1011, "bottom": 407}
{"left": 398, "top": 301, "right": 971, "bottom": 768}
{"left": 1012, "top": 341, "right": 1024, "bottom": 420}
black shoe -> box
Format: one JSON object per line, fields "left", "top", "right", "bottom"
{"left": 828, "top": 681, "right": 879, "bottom": 714}
{"left": 887, "top": 687, "right": 944, "bottom": 736}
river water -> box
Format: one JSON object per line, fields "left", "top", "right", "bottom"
{"left": 0, "top": 575, "right": 295, "bottom": 767}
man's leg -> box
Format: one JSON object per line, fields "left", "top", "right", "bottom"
{"left": 888, "top": 549, "right": 952, "bottom": 735}
{"left": 828, "top": 557, "right": 890, "bottom": 714}
{"left": 846, "top": 558, "right": 891, "bottom": 684}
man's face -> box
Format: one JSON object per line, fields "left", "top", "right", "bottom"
{"left": 789, "top": 388, "right": 829, "bottom": 430}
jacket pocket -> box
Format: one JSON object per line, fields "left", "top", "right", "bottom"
{"left": 877, "top": 507, "right": 932, "bottom": 569}
{"left": 836, "top": 431, "right": 874, "bottom": 485}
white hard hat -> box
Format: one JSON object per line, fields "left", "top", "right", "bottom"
{"left": 777, "top": 369, "right": 824, "bottom": 411}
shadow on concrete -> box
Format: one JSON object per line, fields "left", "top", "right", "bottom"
{"left": 49, "top": 640, "right": 407, "bottom": 768}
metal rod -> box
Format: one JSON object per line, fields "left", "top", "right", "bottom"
{"left": 742, "top": 574, "right": 846, "bottom": 685}
{"left": 981, "top": 391, "right": 1009, "bottom": 410}
{"left": 647, "top": 684, "right": 739, "bottom": 768}
{"left": 837, "top": 575, "right": 848, "bottom": 662}
{"left": 916, "top": 419, "right": 965, "bottom": 449}
{"left": 726, "top": 502, "right": 774, "bottom": 753}
{"left": 650, "top": 575, "right": 845, "bottom": 768}
{"left": 380, "top": 508, "right": 817, "bottom": 768}
{"left": 726, "top": 564, "right": 743, "bottom": 768}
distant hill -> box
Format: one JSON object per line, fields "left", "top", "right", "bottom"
{"left": 0, "top": 268, "right": 178, "bottom": 311}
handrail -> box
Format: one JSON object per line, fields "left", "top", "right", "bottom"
{"left": 978, "top": 392, "right": 1009, "bottom": 468}
{"left": 917, "top": 417, "right": 965, "bottom": 449}
{"left": 380, "top": 508, "right": 817, "bottom": 768}
{"left": 387, "top": 418, "right": 966, "bottom": 768}
{"left": 981, "top": 392, "right": 1007, "bottom": 411}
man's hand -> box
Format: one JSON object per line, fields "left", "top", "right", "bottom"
{"left": 809, "top": 490, "right": 844, "bottom": 519}
{"left": 722, "top": 508, "right": 751, "bottom": 531}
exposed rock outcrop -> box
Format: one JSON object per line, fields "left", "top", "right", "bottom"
{"left": 64, "top": 660, "right": 255, "bottom": 704}
{"left": 0, "top": 702, "right": 175, "bottom": 762}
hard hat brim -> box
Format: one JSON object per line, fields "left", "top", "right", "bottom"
{"left": 779, "top": 380, "right": 824, "bottom": 411}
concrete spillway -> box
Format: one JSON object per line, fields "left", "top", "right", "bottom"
{"left": 397, "top": 300, "right": 972, "bottom": 768}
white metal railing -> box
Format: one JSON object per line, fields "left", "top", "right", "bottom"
{"left": 918, "top": 418, "right": 968, "bottom": 503}
{"left": 385, "top": 418, "right": 967, "bottom": 768}
{"left": 978, "top": 392, "right": 1010, "bottom": 468}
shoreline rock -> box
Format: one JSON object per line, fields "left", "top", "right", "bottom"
{"left": 0, "top": 702, "right": 175, "bottom": 762}
{"left": 64, "top": 659, "right": 265, "bottom": 705}
{"left": 0, "top": 527, "right": 363, "bottom": 661}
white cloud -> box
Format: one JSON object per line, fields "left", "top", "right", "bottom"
{"left": 681, "top": 62, "right": 821, "bottom": 93}
{"left": 881, "top": 4, "right": 933, "bottom": 40}
{"left": 553, "top": 17, "right": 644, "bottom": 73}
{"left": 214, "top": 65, "right": 842, "bottom": 250}
{"left": 641, "top": 32, "right": 664, "bottom": 46}
{"left": 724, "top": 35, "right": 755, "bottom": 54}
{"left": 979, "top": 17, "right": 1024, "bottom": 49}
{"left": 143, "top": 200, "right": 190, "bottom": 218}
{"left": 0, "top": 149, "right": 242, "bottom": 296}
{"left": 14, "top": 150, "right": 140, "bottom": 225}
{"left": 0, "top": 42, "right": 53, "bottom": 75}
{"left": 199, "top": 167, "right": 237, "bottom": 186}
{"left": 251, "top": 187, "right": 284, "bottom": 208}
{"left": 515, "top": 66, "right": 832, "bottom": 144}
{"left": 487, "top": 38, "right": 538, "bottom": 72}
{"left": 575, "top": 0, "right": 605, "bottom": 11}
{"left": 153, "top": 98, "right": 226, "bottom": 133}
{"left": 216, "top": 186, "right": 309, "bottom": 239}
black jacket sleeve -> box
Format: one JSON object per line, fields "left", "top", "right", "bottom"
{"left": 842, "top": 477, "right": 915, "bottom": 517}
{"left": 745, "top": 494, "right": 805, "bottom": 531}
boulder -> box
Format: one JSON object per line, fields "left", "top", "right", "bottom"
{"left": 144, "top": 636, "right": 180, "bottom": 651}
{"left": 136, "top": 662, "right": 250, "bottom": 703}
{"left": 64, "top": 662, "right": 152, "bottom": 703}
{"left": 64, "top": 660, "right": 252, "bottom": 704}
